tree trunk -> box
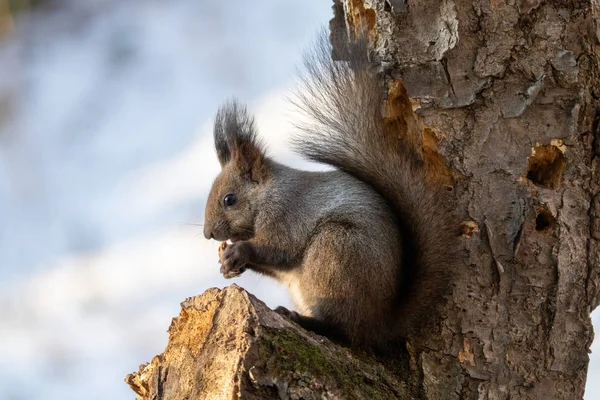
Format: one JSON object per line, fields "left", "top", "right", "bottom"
{"left": 336, "top": 0, "right": 599, "bottom": 398}
{"left": 126, "top": 1, "right": 600, "bottom": 399}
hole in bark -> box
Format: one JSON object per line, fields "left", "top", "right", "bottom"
{"left": 535, "top": 208, "right": 555, "bottom": 232}
{"left": 526, "top": 144, "right": 566, "bottom": 189}
{"left": 461, "top": 221, "right": 479, "bottom": 238}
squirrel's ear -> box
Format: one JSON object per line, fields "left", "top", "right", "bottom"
{"left": 213, "top": 100, "right": 267, "bottom": 171}
{"left": 232, "top": 142, "right": 269, "bottom": 183}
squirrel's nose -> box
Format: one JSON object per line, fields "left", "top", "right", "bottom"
{"left": 203, "top": 225, "right": 214, "bottom": 240}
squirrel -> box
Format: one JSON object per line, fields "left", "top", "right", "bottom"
{"left": 203, "top": 31, "right": 458, "bottom": 351}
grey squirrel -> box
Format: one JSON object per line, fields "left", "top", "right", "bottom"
{"left": 203, "top": 32, "right": 458, "bottom": 351}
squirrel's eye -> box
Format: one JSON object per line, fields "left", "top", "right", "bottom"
{"left": 223, "top": 193, "right": 237, "bottom": 207}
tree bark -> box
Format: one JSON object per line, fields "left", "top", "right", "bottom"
{"left": 334, "top": 0, "right": 599, "bottom": 398}
{"left": 127, "top": 1, "right": 600, "bottom": 399}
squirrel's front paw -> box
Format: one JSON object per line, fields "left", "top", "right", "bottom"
{"left": 220, "top": 242, "right": 251, "bottom": 279}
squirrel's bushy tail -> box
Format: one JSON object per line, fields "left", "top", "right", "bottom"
{"left": 292, "top": 30, "right": 457, "bottom": 336}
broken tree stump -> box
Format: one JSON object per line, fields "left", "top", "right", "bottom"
{"left": 125, "top": 285, "right": 410, "bottom": 399}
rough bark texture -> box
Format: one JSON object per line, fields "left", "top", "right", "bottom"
{"left": 334, "top": 0, "right": 599, "bottom": 398}
{"left": 126, "top": 285, "right": 410, "bottom": 399}
{"left": 127, "top": 1, "right": 600, "bottom": 399}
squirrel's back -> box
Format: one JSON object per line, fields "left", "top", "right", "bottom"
{"left": 254, "top": 162, "right": 401, "bottom": 264}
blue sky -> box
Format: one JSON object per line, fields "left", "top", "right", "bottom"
{"left": 0, "top": 1, "right": 598, "bottom": 399}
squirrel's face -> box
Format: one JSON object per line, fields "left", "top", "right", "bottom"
{"left": 203, "top": 163, "right": 264, "bottom": 242}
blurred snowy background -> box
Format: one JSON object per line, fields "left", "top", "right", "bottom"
{"left": 0, "top": 0, "right": 328, "bottom": 398}
{"left": 0, "top": 1, "right": 598, "bottom": 399}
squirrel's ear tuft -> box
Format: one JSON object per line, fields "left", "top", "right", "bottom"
{"left": 213, "top": 100, "right": 267, "bottom": 173}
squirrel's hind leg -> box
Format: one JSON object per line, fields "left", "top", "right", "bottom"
{"left": 274, "top": 306, "right": 349, "bottom": 346}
